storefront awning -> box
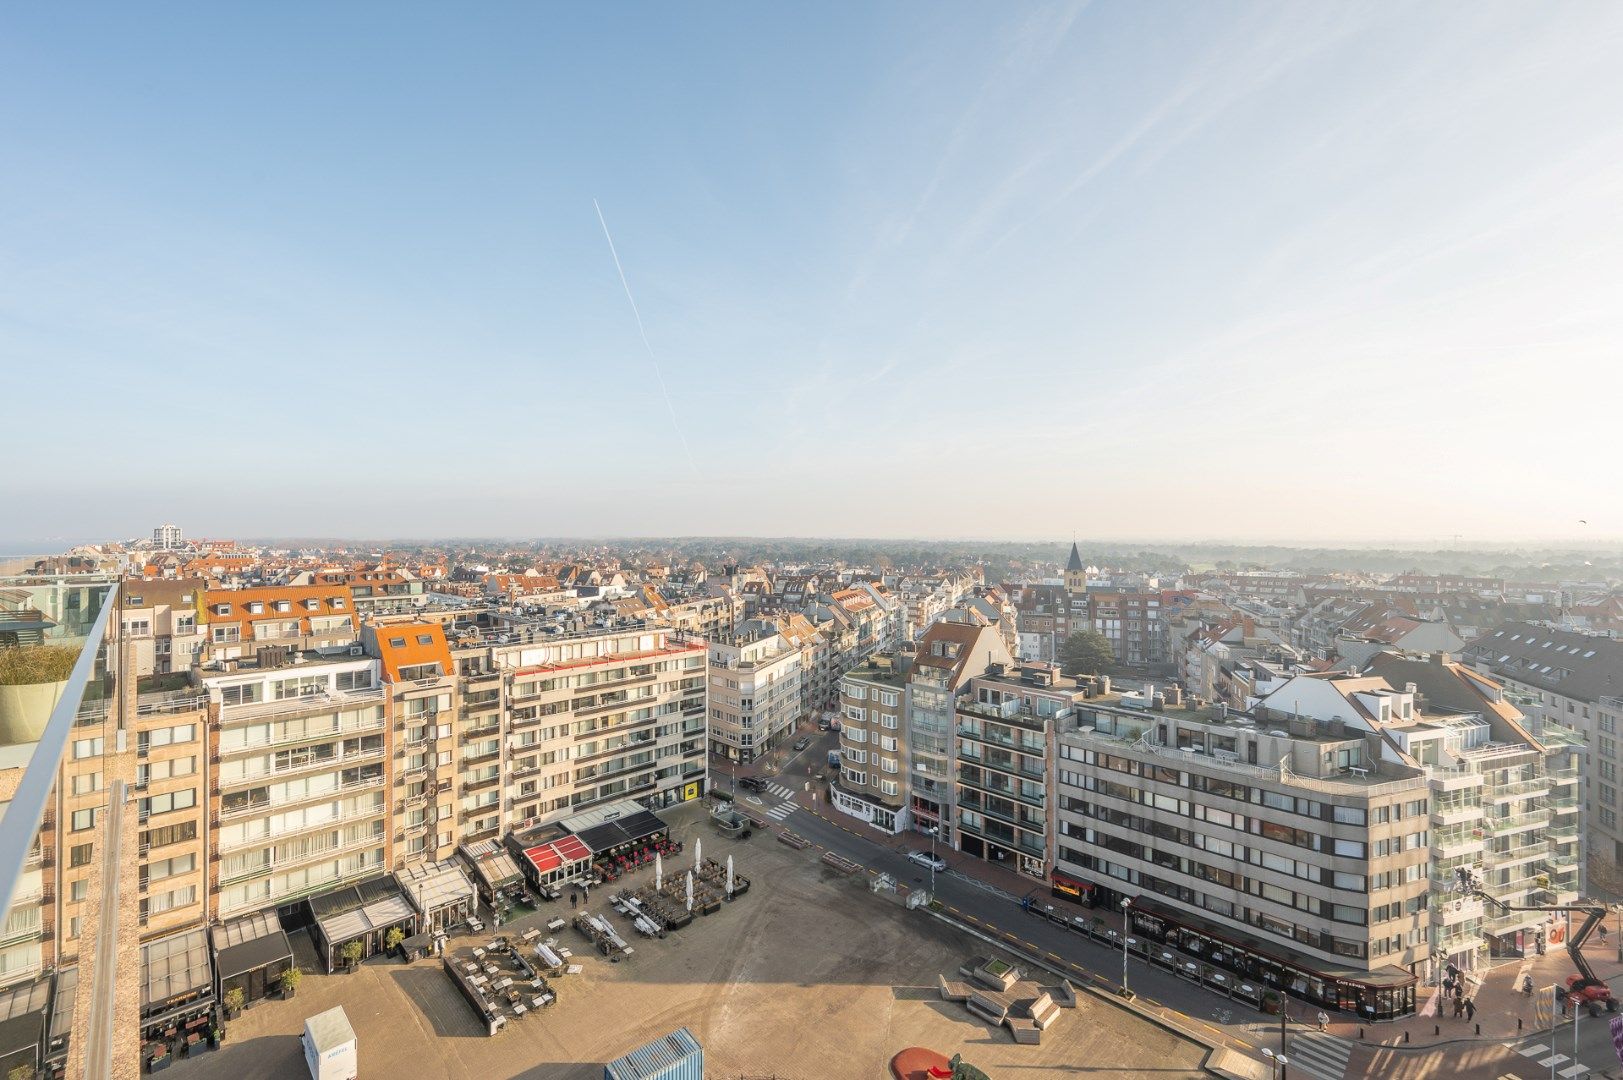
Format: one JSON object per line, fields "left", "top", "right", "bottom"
{"left": 458, "top": 838, "right": 524, "bottom": 892}
{"left": 309, "top": 874, "right": 415, "bottom": 948}
{"left": 396, "top": 860, "right": 477, "bottom": 916}
{"left": 211, "top": 910, "right": 294, "bottom": 981}
{"left": 141, "top": 928, "right": 214, "bottom": 1015}
{"left": 44, "top": 966, "right": 76, "bottom": 1061}
{"left": 573, "top": 809, "right": 667, "bottom": 854}
{"left": 522, "top": 835, "right": 592, "bottom": 877}
{"left": 0, "top": 978, "right": 51, "bottom": 1060}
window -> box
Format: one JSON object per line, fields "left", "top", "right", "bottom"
{"left": 70, "top": 773, "right": 101, "bottom": 796}
{"left": 1332, "top": 838, "right": 1366, "bottom": 858}
{"left": 72, "top": 737, "right": 103, "bottom": 760}
{"left": 71, "top": 808, "right": 100, "bottom": 832}
{"left": 389, "top": 637, "right": 407, "bottom": 648}
{"left": 416, "top": 634, "right": 433, "bottom": 645}
{"left": 69, "top": 843, "right": 94, "bottom": 868}
{"left": 1332, "top": 805, "right": 1366, "bottom": 825}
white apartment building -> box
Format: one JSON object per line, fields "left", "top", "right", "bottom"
{"left": 708, "top": 626, "right": 803, "bottom": 764}
{"left": 834, "top": 657, "right": 909, "bottom": 832}
{"left": 205, "top": 655, "right": 388, "bottom": 921}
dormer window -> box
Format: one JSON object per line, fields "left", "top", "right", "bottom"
{"left": 214, "top": 603, "right": 232, "bottom": 616}
{"left": 304, "top": 599, "right": 320, "bottom": 611}
{"left": 274, "top": 600, "right": 291, "bottom": 613}
{"left": 247, "top": 602, "right": 265, "bottom": 614}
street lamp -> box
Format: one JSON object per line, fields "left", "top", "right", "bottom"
{"left": 1120, "top": 897, "right": 1134, "bottom": 999}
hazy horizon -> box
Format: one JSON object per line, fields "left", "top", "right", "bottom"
{"left": 5, "top": 4, "right": 1622, "bottom": 543}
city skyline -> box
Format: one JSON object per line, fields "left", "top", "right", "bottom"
{"left": 5, "top": 3, "right": 1622, "bottom": 544}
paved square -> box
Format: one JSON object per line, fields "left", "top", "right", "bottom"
{"left": 187, "top": 804, "right": 1208, "bottom": 1078}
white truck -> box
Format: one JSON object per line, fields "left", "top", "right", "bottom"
{"left": 302, "top": 1006, "right": 357, "bottom": 1080}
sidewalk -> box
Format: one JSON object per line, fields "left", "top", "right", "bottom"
{"left": 780, "top": 773, "right": 1623, "bottom": 1053}
{"left": 1326, "top": 926, "right": 1623, "bottom": 1048}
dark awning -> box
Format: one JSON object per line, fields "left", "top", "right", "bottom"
{"left": 575, "top": 809, "right": 667, "bottom": 853}
{"left": 216, "top": 932, "right": 294, "bottom": 981}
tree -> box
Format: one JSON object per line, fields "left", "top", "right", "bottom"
{"left": 1058, "top": 630, "right": 1116, "bottom": 678}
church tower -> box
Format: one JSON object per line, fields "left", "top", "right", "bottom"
{"left": 1064, "top": 541, "right": 1086, "bottom": 593}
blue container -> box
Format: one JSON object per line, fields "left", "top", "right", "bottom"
{"left": 604, "top": 1027, "right": 703, "bottom": 1080}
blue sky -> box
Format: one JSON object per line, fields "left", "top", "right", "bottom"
{"left": 3, "top": 3, "right": 1621, "bottom": 546}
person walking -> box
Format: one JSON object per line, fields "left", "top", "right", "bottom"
{"left": 1453, "top": 996, "right": 1465, "bottom": 1019}
{"left": 1465, "top": 998, "right": 1476, "bottom": 1021}
{"left": 1601, "top": 923, "right": 1610, "bottom": 945}
{"left": 1316, "top": 1010, "right": 1329, "bottom": 1032}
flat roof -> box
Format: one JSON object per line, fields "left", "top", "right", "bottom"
{"left": 396, "top": 859, "right": 477, "bottom": 913}
{"left": 141, "top": 928, "right": 213, "bottom": 1010}
{"left": 574, "top": 809, "right": 668, "bottom": 853}
{"left": 458, "top": 838, "right": 524, "bottom": 890}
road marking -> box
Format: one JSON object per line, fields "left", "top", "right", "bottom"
{"left": 1538, "top": 1054, "right": 1569, "bottom": 1068}
{"left": 1518, "top": 1044, "right": 1552, "bottom": 1058}
{"left": 1557, "top": 1065, "right": 1588, "bottom": 1079}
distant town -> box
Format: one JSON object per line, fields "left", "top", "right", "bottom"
{"left": 2, "top": 524, "right": 1620, "bottom": 1078}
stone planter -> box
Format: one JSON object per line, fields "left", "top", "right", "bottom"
{"left": 0, "top": 679, "right": 68, "bottom": 745}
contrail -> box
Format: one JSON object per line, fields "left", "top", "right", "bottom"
{"left": 593, "top": 198, "right": 698, "bottom": 476}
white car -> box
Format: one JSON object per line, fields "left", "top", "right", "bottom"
{"left": 906, "top": 850, "right": 947, "bottom": 872}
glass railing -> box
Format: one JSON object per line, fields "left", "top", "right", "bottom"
{"left": 0, "top": 574, "right": 119, "bottom": 914}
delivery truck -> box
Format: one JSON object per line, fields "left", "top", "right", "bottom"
{"left": 302, "top": 1006, "right": 357, "bottom": 1080}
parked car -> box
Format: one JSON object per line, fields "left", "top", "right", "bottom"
{"left": 906, "top": 850, "right": 948, "bottom": 872}
{"left": 817, "top": 718, "right": 831, "bottom": 732}
{"left": 792, "top": 736, "right": 811, "bottom": 751}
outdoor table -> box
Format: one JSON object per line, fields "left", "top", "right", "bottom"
{"left": 484, "top": 963, "right": 499, "bottom": 976}
{"left": 513, "top": 1004, "right": 526, "bottom": 1017}
{"left": 536, "top": 993, "right": 553, "bottom": 1007}
{"left": 522, "top": 928, "right": 541, "bottom": 942}
{"left": 546, "top": 918, "right": 566, "bottom": 932}
{"left": 566, "top": 964, "right": 583, "bottom": 975}
{"left": 463, "top": 962, "right": 478, "bottom": 974}
{"left": 473, "top": 948, "right": 486, "bottom": 960}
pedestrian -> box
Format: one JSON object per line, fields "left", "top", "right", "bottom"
{"left": 1465, "top": 998, "right": 1476, "bottom": 1021}
{"left": 1316, "top": 1010, "right": 1328, "bottom": 1032}
{"left": 1602, "top": 924, "right": 1610, "bottom": 945}
{"left": 1452, "top": 997, "right": 1464, "bottom": 1019}
{"left": 570, "top": 892, "right": 577, "bottom": 908}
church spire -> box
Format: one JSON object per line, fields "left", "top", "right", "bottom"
{"left": 1065, "top": 541, "right": 1084, "bottom": 573}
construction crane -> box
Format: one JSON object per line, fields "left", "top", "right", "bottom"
{"left": 1455, "top": 869, "right": 1617, "bottom": 1017}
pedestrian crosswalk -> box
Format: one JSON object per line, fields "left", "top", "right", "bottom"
{"left": 1511, "top": 1042, "right": 1589, "bottom": 1078}
{"left": 1284, "top": 1030, "right": 1354, "bottom": 1080}
{"left": 762, "top": 781, "right": 798, "bottom": 820}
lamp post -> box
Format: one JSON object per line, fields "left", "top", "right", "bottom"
{"left": 1120, "top": 897, "right": 1134, "bottom": 999}
{"left": 1262, "top": 1048, "right": 1276, "bottom": 1080}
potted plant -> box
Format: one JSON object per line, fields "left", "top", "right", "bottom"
{"left": 208, "top": 1024, "right": 224, "bottom": 1049}
{"left": 279, "top": 966, "right": 302, "bottom": 999}
{"left": 0, "top": 645, "right": 79, "bottom": 745}
{"left": 386, "top": 926, "right": 406, "bottom": 959}
{"left": 148, "top": 1045, "right": 171, "bottom": 1072}
{"left": 1261, "top": 989, "right": 1281, "bottom": 1015}
{"left": 222, "top": 987, "right": 245, "bottom": 1020}
{"left": 9, "top": 1062, "right": 37, "bottom": 1080}
{"left": 340, "top": 940, "right": 365, "bottom": 972}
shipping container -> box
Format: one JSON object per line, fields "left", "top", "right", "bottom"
{"left": 603, "top": 1026, "right": 703, "bottom": 1080}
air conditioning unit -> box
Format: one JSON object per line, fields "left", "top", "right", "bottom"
{"left": 349, "top": 646, "right": 364, "bottom": 656}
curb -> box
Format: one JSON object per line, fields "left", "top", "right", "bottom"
{"left": 921, "top": 906, "right": 1253, "bottom": 1077}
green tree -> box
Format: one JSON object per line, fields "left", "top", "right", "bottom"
{"left": 1058, "top": 630, "right": 1116, "bottom": 677}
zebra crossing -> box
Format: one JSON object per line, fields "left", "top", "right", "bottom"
{"left": 762, "top": 781, "right": 798, "bottom": 820}
{"left": 1512, "top": 1041, "right": 1589, "bottom": 1078}
{"left": 1283, "top": 1030, "right": 1354, "bottom": 1080}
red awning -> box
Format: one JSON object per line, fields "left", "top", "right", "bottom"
{"left": 523, "top": 835, "right": 592, "bottom": 875}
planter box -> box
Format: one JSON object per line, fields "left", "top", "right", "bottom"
{"left": 0, "top": 679, "right": 68, "bottom": 744}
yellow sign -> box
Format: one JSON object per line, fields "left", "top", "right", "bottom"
{"left": 683, "top": 782, "right": 699, "bottom": 802}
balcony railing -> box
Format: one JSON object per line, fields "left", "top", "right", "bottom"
{"left": 218, "top": 714, "right": 386, "bottom": 755}
{"left": 217, "top": 775, "right": 385, "bottom": 820}
{"left": 220, "top": 687, "right": 385, "bottom": 723}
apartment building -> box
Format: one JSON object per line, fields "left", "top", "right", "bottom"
{"left": 953, "top": 663, "right": 1075, "bottom": 880}
{"left": 1462, "top": 624, "right": 1623, "bottom": 862}
{"left": 493, "top": 624, "right": 708, "bottom": 825}
{"left": 1054, "top": 692, "right": 1431, "bottom": 1020}
{"left": 203, "top": 653, "right": 389, "bottom": 923}
{"left": 906, "top": 619, "right": 1013, "bottom": 841}
{"left": 833, "top": 655, "right": 909, "bottom": 832}
{"left": 202, "top": 584, "right": 358, "bottom": 656}
{"left": 708, "top": 625, "right": 803, "bottom": 763}
{"left": 288, "top": 566, "right": 427, "bottom": 618}
{"left": 119, "top": 578, "right": 206, "bottom": 679}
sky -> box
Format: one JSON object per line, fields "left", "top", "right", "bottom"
{"left": 3, "top": 2, "right": 1622, "bottom": 548}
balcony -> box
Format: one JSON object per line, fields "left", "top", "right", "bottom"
{"left": 216, "top": 799, "right": 386, "bottom": 852}
{"left": 218, "top": 713, "right": 386, "bottom": 755}
{"left": 462, "top": 774, "right": 501, "bottom": 793}
{"left": 1431, "top": 803, "right": 1482, "bottom": 826}
{"left": 957, "top": 770, "right": 1045, "bottom": 809}
{"left": 1485, "top": 777, "right": 1552, "bottom": 801}
{"left": 218, "top": 774, "right": 385, "bottom": 819}
{"left": 221, "top": 687, "right": 385, "bottom": 723}
{"left": 217, "top": 831, "right": 385, "bottom": 887}
{"left": 217, "top": 746, "right": 385, "bottom": 788}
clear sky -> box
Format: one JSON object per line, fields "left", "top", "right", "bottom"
{"left": 3, "top": 3, "right": 1621, "bottom": 548}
